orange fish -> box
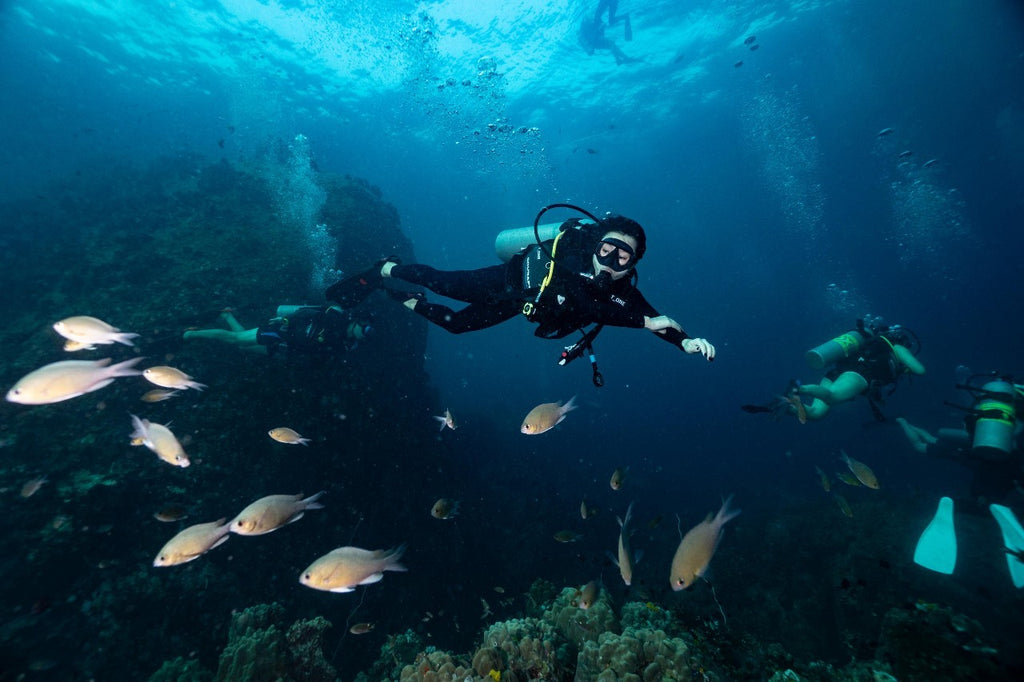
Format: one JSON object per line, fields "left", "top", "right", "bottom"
{"left": 784, "top": 394, "right": 807, "bottom": 423}
{"left": 669, "top": 495, "right": 741, "bottom": 590}
{"left": 840, "top": 449, "right": 879, "bottom": 489}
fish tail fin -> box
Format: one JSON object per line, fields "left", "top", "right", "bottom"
{"left": 387, "top": 542, "right": 409, "bottom": 572}
{"left": 563, "top": 394, "right": 579, "bottom": 413}
{"left": 303, "top": 491, "right": 327, "bottom": 509}
{"left": 110, "top": 356, "right": 145, "bottom": 377}
{"left": 716, "top": 494, "right": 742, "bottom": 526}
{"left": 434, "top": 415, "right": 447, "bottom": 431}
{"left": 618, "top": 501, "right": 635, "bottom": 528}
{"left": 114, "top": 332, "right": 141, "bottom": 346}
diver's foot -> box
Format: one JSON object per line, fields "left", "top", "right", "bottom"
{"left": 325, "top": 257, "right": 400, "bottom": 306}
{"left": 385, "top": 289, "right": 425, "bottom": 310}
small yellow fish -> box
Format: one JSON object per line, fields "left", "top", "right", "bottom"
{"left": 142, "top": 365, "right": 207, "bottom": 391}
{"left": 520, "top": 396, "right": 577, "bottom": 435}
{"left": 154, "top": 505, "right": 189, "bottom": 523}
{"left": 669, "top": 495, "right": 741, "bottom": 591}
{"left": 230, "top": 492, "right": 325, "bottom": 535}
{"left": 841, "top": 449, "right": 879, "bottom": 489}
{"left": 430, "top": 498, "right": 460, "bottom": 520}
{"left": 610, "top": 467, "right": 628, "bottom": 491}
{"left": 130, "top": 414, "right": 190, "bottom": 468}
{"left": 349, "top": 622, "right": 375, "bottom": 635}
{"left": 153, "top": 518, "right": 231, "bottom": 567}
{"left": 815, "top": 465, "right": 831, "bottom": 492}
{"left": 434, "top": 408, "right": 457, "bottom": 431}
{"left": 20, "top": 476, "right": 48, "bottom": 499}
{"left": 577, "top": 580, "right": 599, "bottom": 610}
{"left": 63, "top": 339, "right": 95, "bottom": 352}
{"left": 615, "top": 502, "right": 636, "bottom": 585}
{"left": 834, "top": 493, "right": 853, "bottom": 518}
{"left": 299, "top": 544, "right": 408, "bottom": 593}
{"left": 53, "top": 315, "right": 138, "bottom": 347}
{"left": 268, "top": 427, "right": 310, "bottom": 446}
{"left": 553, "top": 530, "right": 583, "bottom": 543}
{"left": 835, "top": 471, "right": 862, "bottom": 487}
{"left": 141, "top": 389, "right": 181, "bottom": 403}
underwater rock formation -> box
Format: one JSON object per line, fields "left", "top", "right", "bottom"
{"left": 0, "top": 155, "right": 440, "bottom": 681}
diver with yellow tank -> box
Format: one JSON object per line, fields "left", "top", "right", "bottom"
{"left": 904, "top": 374, "right": 1024, "bottom": 587}
{"left": 742, "top": 315, "right": 926, "bottom": 421}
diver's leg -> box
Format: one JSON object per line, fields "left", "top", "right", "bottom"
{"left": 803, "top": 398, "right": 831, "bottom": 421}
{"left": 183, "top": 328, "right": 259, "bottom": 347}
{"left": 798, "top": 377, "right": 834, "bottom": 402}
{"left": 800, "top": 373, "right": 867, "bottom": 405}
{"left": 221, "top": 311, "right": 246, "bottom": 332}
{"left": 390, "top": 264, "right": 511, "bottom": 304}
{"left": 405, "top": 298, "right": 521, "bottom": 334}
{"left": 826, "top": 371, "right": 870, "bottom": 403}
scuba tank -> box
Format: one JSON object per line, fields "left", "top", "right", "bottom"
{"left": 495, "top": 223, "right": 563, "bottom": 262}
{"left": 971, "top": 380, "right": 1017, "bottom": 457}
{"left": 805, "top": 331, "right": 864, "bottom": 370}
{"left": 275, "top": 305, "right": 306, "bottom": 317}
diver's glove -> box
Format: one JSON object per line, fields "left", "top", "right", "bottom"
{"left": 682, "top": 337, "right": 716, "bottom": 361}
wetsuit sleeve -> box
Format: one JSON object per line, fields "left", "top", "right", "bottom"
{"left": 627, "top": 289, "right": 693, "bottom": 348}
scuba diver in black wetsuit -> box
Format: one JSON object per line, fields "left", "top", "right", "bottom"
{"left": 326, "top": 206, "right": 714, "bottom": 385}
{"left": 743, "top": 315, "right": 925, "bottom": 421}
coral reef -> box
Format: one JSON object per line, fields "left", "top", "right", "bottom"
{"left": 543, "top": 585, "right": 618, "bottom": 647}
{"left": 574, "top": 627, "right": 693, "bottom": 681}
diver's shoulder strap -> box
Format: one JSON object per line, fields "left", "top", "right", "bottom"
{"left": 522, "top": 230, "right": 566, "bottom": 319}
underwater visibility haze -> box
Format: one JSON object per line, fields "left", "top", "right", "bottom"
{"left": 1, "top": 0, "right": 1024, "bottom": 679}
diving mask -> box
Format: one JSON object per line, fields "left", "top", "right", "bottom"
{"left": 594, "top": 238, "right": 636, "bottom": 272}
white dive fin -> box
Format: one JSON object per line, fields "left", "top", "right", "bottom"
{"left": 914, "top": 497, "right": 956, "bottom": 575}
{"left": 989, "top": 504, "right": 1024, "bottom": 589}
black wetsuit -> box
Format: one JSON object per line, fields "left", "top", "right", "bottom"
{"left": 257, "top": 306, "right": 363, "bottom": 358}
{"left": 389, "top": 221, "right": 692, "bottom": 349}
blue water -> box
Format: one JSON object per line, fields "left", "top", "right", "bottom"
{"left": 2, "top": 0, "right": 1024, "bottom": 679}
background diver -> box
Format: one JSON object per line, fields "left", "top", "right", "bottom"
{"left": 898, "top": 374, "right": 1024, "bottom": 505}
{"left": 909, "top": 377, "right": 1024, "bottom": 587}
{"left": 579, "top": 0, "right": 638, "bottom": 65}
{"left": 743, "top": 315, "right": 925, "bottom": 421}
{"left": 326, "top": 207, "right": 715, "bottom": 379}
{"left": 182, "top": 304, "right": 372, "bottom": 359}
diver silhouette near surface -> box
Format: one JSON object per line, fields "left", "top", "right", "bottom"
{"left": 579, "top": 0, "right": 638, "bottom": 65}
{"left": 327, "top": 207, "right": 714, "bottom": 384}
